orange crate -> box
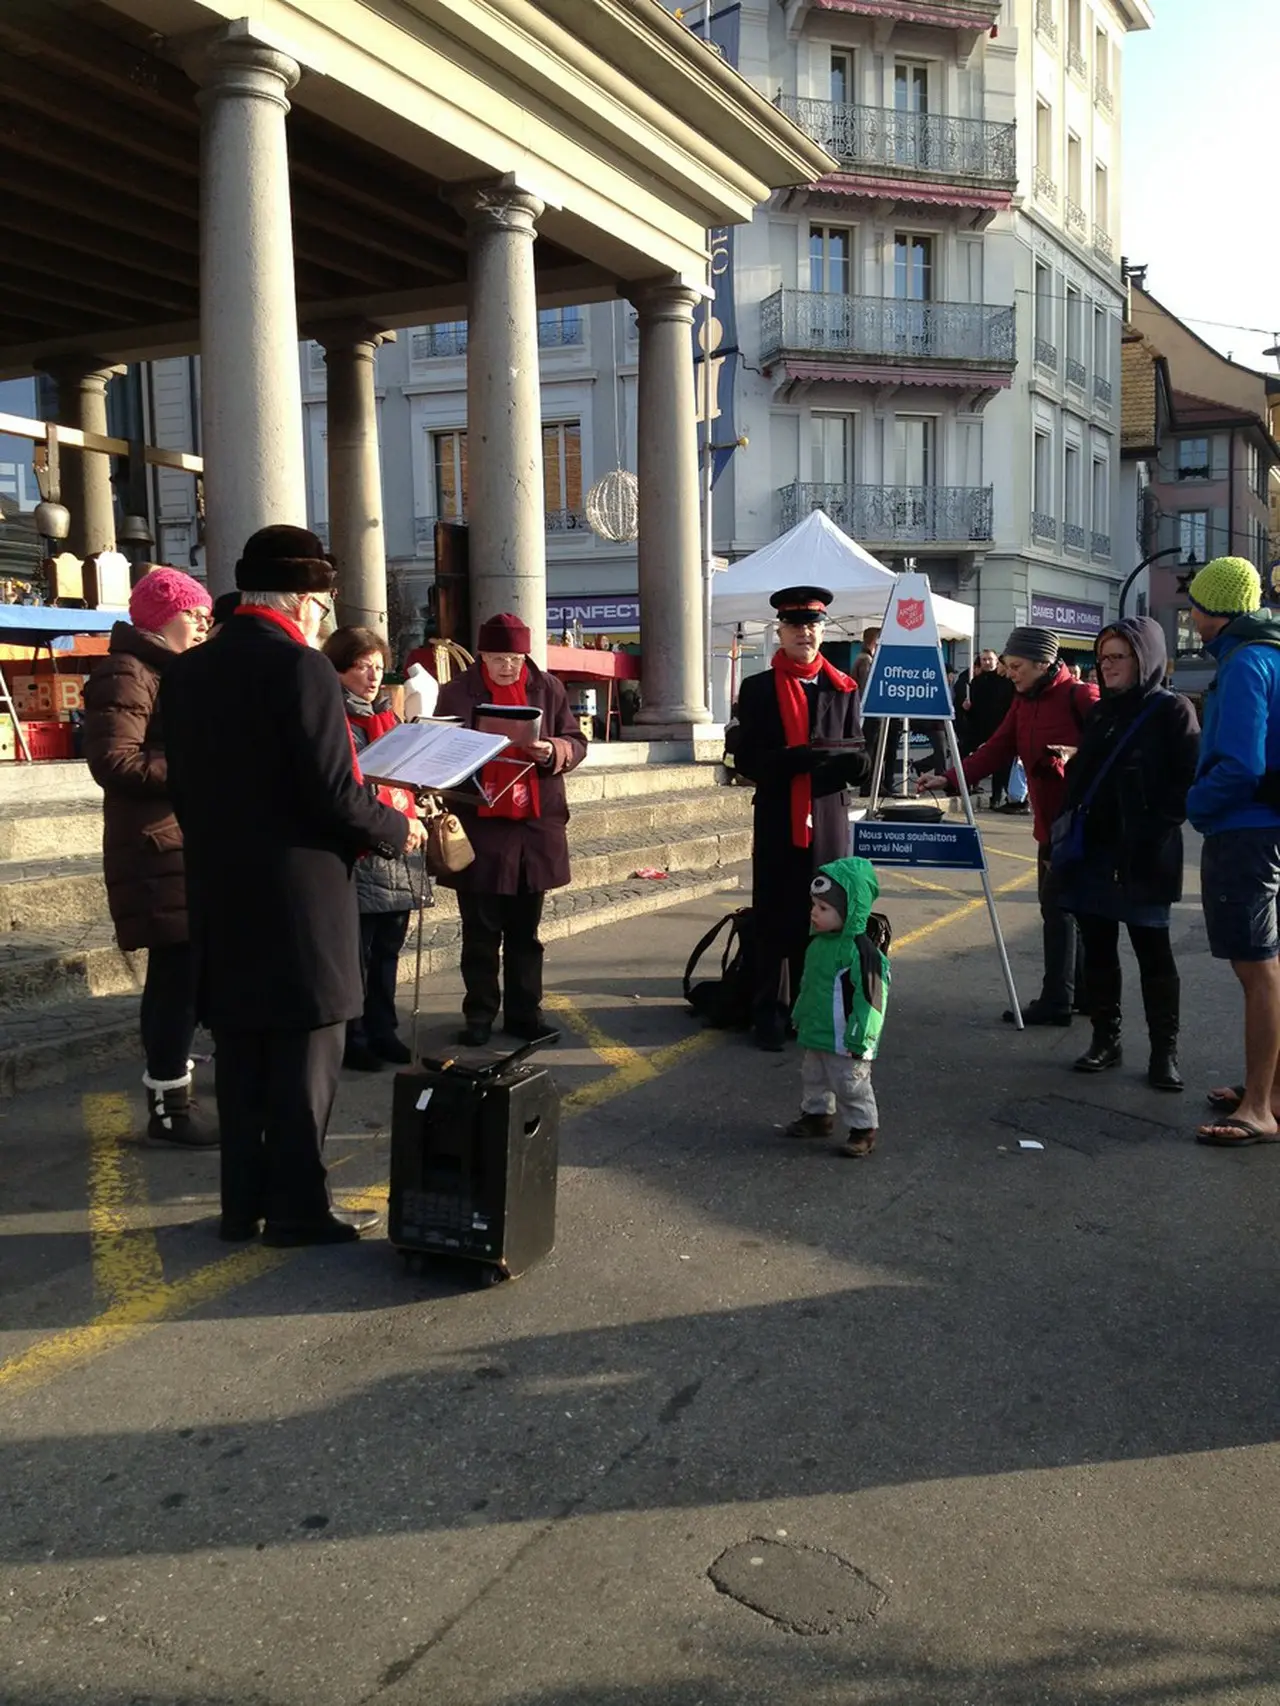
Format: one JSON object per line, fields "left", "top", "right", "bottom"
{"left": 18, "top": 720, "right": 77, "bottom": 761}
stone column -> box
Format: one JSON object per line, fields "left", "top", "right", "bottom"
{"left": 632, "top": 281, "right": 711, "bottom": 731}
{"left": 452, "top": 181, "right": 546, "bottom": 663}
{"left": 191, "top": 31, "right": 308, "bottom": 594}
{"left": 44, "top": 361, "right": 125, "bottom": 559}
{"left": 316, "top": 324, "right": 395, "bottom": 634}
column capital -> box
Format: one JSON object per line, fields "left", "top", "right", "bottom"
{"left": 449, "top": 179, "right": 544, "bottom": 236}
{"left": 307, "top": 322, "right": 397, "bottom": 360}
{"left": 187, "top": 29, "right": 300, "bottom": 111}
{"left": 39, "top": 359, "right": 127, "bottom": 392}
{"left": 629, "top": 279, "right": 704, "bottom": 326}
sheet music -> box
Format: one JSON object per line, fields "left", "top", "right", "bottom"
{"left": 358, "top": 720, "right": 511, "bottom": 790}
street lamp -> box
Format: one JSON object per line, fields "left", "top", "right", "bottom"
{"left": 1117, "top": 545, "right": 1184, "bottom": 619}
{"left": 33, "top": 499, "right": 70, "bottom": 559}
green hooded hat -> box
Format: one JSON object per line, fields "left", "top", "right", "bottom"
{"left": 793, "top": 856, "right": 890, "bottom": 1059}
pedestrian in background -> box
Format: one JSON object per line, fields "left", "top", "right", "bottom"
{"left": 1180, "top": 559, "right": 1280, "bottom": 1146}
{"left": 1055, "top": 618, "right": 1199, "bottom": 1088}
{"left": 963, "top": 648, "right": 1014, "bottom": 798}
{"left": 323, "top": 625, "right": 420, "bottom": 1073}
{"left": 83, "top": 567, "right": 215, "bottom": 1146}
{"left": 435, "top": 613, "right": 587, "bottom": 1047}
{"left": 164, "top": 527, "right": 421, "bottom": 1246}
{"left": 919, "top": 627, "right": 1098, "bottom": 1025}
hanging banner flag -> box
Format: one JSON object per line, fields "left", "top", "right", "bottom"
{"left": 859, "top": 572, "right": 954, "bottom": 721}
{"left": 692, "top": 5, "right": 740, "bottom": 489}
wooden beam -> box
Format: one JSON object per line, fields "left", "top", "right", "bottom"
{"left": 0, "top": 153, "right": 199, "bottom": 256}
{"left": 0, "top": 289, "right": 89, "bottom": 337}
{"left": 0, "top": 120, "right": 195, "bottom": 220}
{"left": 291, "top": 185, "right": 459, "bottom": 282}
{"left": 0, "top": 1, "right": 199, "bottom": 126}
{"left": 0, "top": 59, "right": 199, "bottom": 178}
{"left": 0, "top": 411, "right": 203, "bottom": 475}
{"left": 0, "top": 269, "right": 143, "bottom": 328}
{"left": 0, "top": 201, "right": 197, "bottom": 307}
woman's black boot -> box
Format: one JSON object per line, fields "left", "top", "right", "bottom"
{"left": 1073, "top": 966, "right": 1122, "bottom": 1072}
{"left": 1142, "top": 973, "right": 1183, "bottom": 1092}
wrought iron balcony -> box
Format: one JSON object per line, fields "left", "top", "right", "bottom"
{"left": 1036, "top": 0, "right": 1058, "bottom": 46}
{"left": 1095, "top": 80, "right": 1114, "bottom": 115}
{"left": 1032, "top": 511, "right": 1057, "bottom": 542}
{"left": 778, "top": 482, "right": 994, "bottom": 545}
{"left": 1066, "top": 357, "right": 1087, "bottom": 389}
{"left": 1094, "top": 375, "right": 1113, "bottom": 406}
{"left": 775, "top": 95, "right": 1016, "bottom": 187}
{"left": 1093, "top": 227, "right": 1115, "bottom": 263}
{"left": 1065, "top": 198, "right": 1087, "bottom": 241}
{"left": 1034, "top": 168, "right": 1058, "bottom": 204}
{"left": 1034, "top": 337, "right": 1058, "bottom": 371}
{"left": 410, "top": 313, "right": 585, "bottom": 362}
{"left": 1092, "top": 531, "right": 1112, "bottom": 560}
{"left": 1064, "top": 522, "right": 1086, "bottom": 551}
{"left": 760, "top": 290, "right": 1016, "bottom": 370}
{"left": 545, "top": 508, "right": 589, "bottom": 534}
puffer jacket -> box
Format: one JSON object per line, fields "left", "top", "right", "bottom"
{"left": 946, "top": 662, "right": 1099, "bottom": 845}
{"left": 793, "top": 857, "right": 890, "bottom": 1060}
{"left": 344, "top": 691, "right": 419, "bottom": 914}
{"left": 82, "top": 623, "right": 189, "bottom": 951}
{"left": 1187, "top": 610, "right": 1280, "bottom": 836}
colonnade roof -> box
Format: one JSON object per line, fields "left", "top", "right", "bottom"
{"left": 0, "top": 0, "right": 833, "bottom": 380}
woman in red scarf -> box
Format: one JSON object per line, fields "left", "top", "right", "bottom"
{"left": 436, "top": 613, "right": 587, "bottom": 1046}
{"left": 726, "top": 586, "right": 869, "bottom": 1050}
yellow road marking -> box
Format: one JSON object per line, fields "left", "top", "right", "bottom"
{"left": 985, "top": 845, "right": 1040, "bottom": 864}
{"left": 86, "top": 1093, "right": 165, "bottom": 1307}
{"left": 0, "top": 874, "right": 1039, "bottom": 1399}
{"left": 888, "top": 870, "right": 968, "bottom": 902}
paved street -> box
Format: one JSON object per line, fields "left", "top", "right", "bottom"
{"left": 3, "top": 814, "right": 1279, "bottom": 1706}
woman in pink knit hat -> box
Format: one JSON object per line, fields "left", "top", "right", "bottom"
{"left": 83, "top": 567, "right": 215, "bottom": 1145}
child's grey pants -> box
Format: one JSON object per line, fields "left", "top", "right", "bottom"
{"left": 800, "top": 1049, "right": 879, "bottom": 1131}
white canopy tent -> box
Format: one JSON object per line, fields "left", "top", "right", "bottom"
{"left": 711, "top": 508, "right": 975, "bottom": 642}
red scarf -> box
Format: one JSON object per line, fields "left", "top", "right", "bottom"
{"left": 237, "top": 607, "right": 365, "bottom": 783}
{"left": 771, "top": 651, "right": 855, "bottom": 849}
{"left": 477, "top": 662, "right": 541, "bottom": 821}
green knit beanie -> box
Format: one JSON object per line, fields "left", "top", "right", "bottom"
{"left": 1187, "top": 556, "right": 1262, "bottom": 617}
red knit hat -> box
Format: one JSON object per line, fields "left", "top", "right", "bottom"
{"left": 477, "top": 611, "right": 532, "bottom": 653}
{"left": 129, "top": 567, "right": 211, "bottom": 634}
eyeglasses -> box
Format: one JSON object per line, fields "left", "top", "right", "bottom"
{"left": 310, "top": 595, "right": 333, "bottom": 621}
{"left": 1097, "top": 650, "right": 1133, "bottom": 664}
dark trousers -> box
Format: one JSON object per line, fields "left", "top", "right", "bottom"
{"left": 458, "top": 890, "right": 545, "bottom": 1026}
{"left": 348, "top": 909, "right": 411, "bottom": 1049}
{"left": 864, "top": 718, "right": 906, "bottom": 795}
{"left": 752, "top": 842, "right": 812, "bottom": 1030}
{"left": 140, "top": 940, "right": 198, "bottom": 1082}
{"left": 212, "top": 1023, "right": 344, "bottom": 1228}
{"left": 989, "top": 762, "right": 1012, "bottom": 807}
{"left": 1038, "top": 846, "right": 1085, "bottom": 1011}
{"left": 1076, "top": 914, "right": 1177, "bottom": 983}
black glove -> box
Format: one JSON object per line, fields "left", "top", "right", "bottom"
{"left": 837, "top": 750, "right": 871, "bottom": 785}
{"left": 779, "top": 746, "right": 817, "bottom": 776}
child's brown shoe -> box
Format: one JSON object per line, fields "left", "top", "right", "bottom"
{"left": 784, "top": 1112, "right": 834, "bottom": 1139}
{"left": 839, "top": 1128, "right": 877, "bottom": 1158}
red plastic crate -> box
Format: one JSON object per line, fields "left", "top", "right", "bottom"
{"left": 18, "top": 720, "right": 77, "bottom": 762}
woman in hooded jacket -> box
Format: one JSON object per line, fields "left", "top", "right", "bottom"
{"left": 1056, "top": 617, "right": 1200, "bottom": 1089}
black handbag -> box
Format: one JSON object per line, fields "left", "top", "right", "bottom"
{"left": 1050, "top": 693, "right": 1168, "bottom": 873}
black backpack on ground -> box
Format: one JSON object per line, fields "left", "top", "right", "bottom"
{"left": 683, "top": 907, "right": 755, "bottom": 1029}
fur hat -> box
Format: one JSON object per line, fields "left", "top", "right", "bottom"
{"left": 128, "top": 567, "right": 211, "bottom": 634}
{"left": 1187, "top": 556, "right": 1262, "bottom": 618}
{"left": 477, "top": 612, "right": 532, "bottom": 653}
{"left": 234, "top": 525, "right": 336, "bottom": 594}
{"left": 1003, "top": 626, "right": 1060, "bottom": 665}
{"left": 810, "top": 871, "right": 848, "bottom": 922}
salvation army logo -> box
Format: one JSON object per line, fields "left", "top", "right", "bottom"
{"left": 897, "top": 598, "right": 925, "bottom": 632}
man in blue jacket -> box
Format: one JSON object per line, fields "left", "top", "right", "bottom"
{"left": 1185, "top": 557, "right": 1280, "bottom": 1146}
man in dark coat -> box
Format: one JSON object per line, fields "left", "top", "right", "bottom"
{"left": 162, "top": 526, "right": 420, "bottom": 1246}
{"left": 964, "top": 648, "right": 1015, "bottom": 801}
{"left": 436, "top": 612, "right": 587, "bottom": 1045}
{"left": 727, "top": 587, "right": 869, "bottom": 1050}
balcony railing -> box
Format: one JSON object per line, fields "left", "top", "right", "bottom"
{"left": 775, "top": 95, "right": 1016, "bottom": 185}
{"left": 1032, "top": 511, "right": 1057, "bottom": 542}
{"left": 1064, "top": 522, "right": 1086, "bottom": 551}
{"left": 1067, "top": 42, "right": 1086, "bottom": 79}
{"left": 1034, "top": 168, "right": 1058, "bottom": 204}
{"left": 1036, "top": 0, "right": 1058, "bottom": 46}
{"left": 1093, "top": 227, "right": 1115, "bottom": 263}
{"left": 1094, "top": 375, "right": 1114, "bottom": 406}
{"left": 760, "top": 290, "right": 1016, "bottom": 368}
{"left": 1066, "top": 356, "right": 1087, "bottom": 389}
{"left": 1065, "top": 197, "right": 1087, "bottom": 241}
{"left": 1034, "top": 336, "right": 1058, "bottom": 370}
{"left": 1095, "top": 80, "right": 1114, "bottom": 115}
{"left": 411, "top": 313, "right": 585, "bottom": 362}
{"left": 546, "top": 508, "right": 590, "bottom": 534}
{"left": 1092, "top": 531, "right": 1112, "bottom": 560}
{"left": 779, "top": 482, "right": 994, "bottom": 544}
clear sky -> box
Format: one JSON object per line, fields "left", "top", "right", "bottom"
{"left": 1122, "top": 0, "right": 1280, "bottom": 374}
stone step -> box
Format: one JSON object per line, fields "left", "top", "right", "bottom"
{"left": 0, "top": 864, "right": 745, "bottom": 1096}
{"left": 567, "top": 784, "right": 751, "bottom": 843}
{"left": 0, "top": 925, "right": 143, "bottom": 1012}
{"left": 564, "top": 760, "right": 728, "bottom": 804}
{"left": 0, "top": 799, "right": 103, "bottom": 861}
{"left": 566, "top": 826, "right": 755, "bottom": 891}
{"left": 0, "top": 857, "right": 107, "bottom": 933}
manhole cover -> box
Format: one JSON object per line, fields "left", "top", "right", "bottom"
{"left": 708, "top": 1538, "right": 886, "bottom": 1635}
{"left": 994, "top": 1093, "right": 1173, "bottom": 1156}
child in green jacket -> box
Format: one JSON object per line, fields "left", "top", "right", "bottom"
{"left": 786, "top": 856, "right": 890, "bottom": 1158}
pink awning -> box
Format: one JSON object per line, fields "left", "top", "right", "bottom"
{"left": 816, "top": 173, "right": 1012, "bottom": 211}
{"left": 810, "top": 0, "right": 996, "bottom": 29}
{"left": 780, "top": 361, "right": 1013, "bottom": 391}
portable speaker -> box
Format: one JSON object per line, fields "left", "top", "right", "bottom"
{"left": 388, "top": 1057, "right": 559, "bottom": 1282}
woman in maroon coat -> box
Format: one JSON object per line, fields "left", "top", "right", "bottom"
{"left": 82, "top": 567, "right": 215, "bottom": 1145}
{"left": 435, "top": 613, "right": 587, "bottom": 1046}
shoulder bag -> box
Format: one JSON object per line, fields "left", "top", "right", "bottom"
{"left": 1050, "top": 692, "right": 1169, "bottom": 873}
